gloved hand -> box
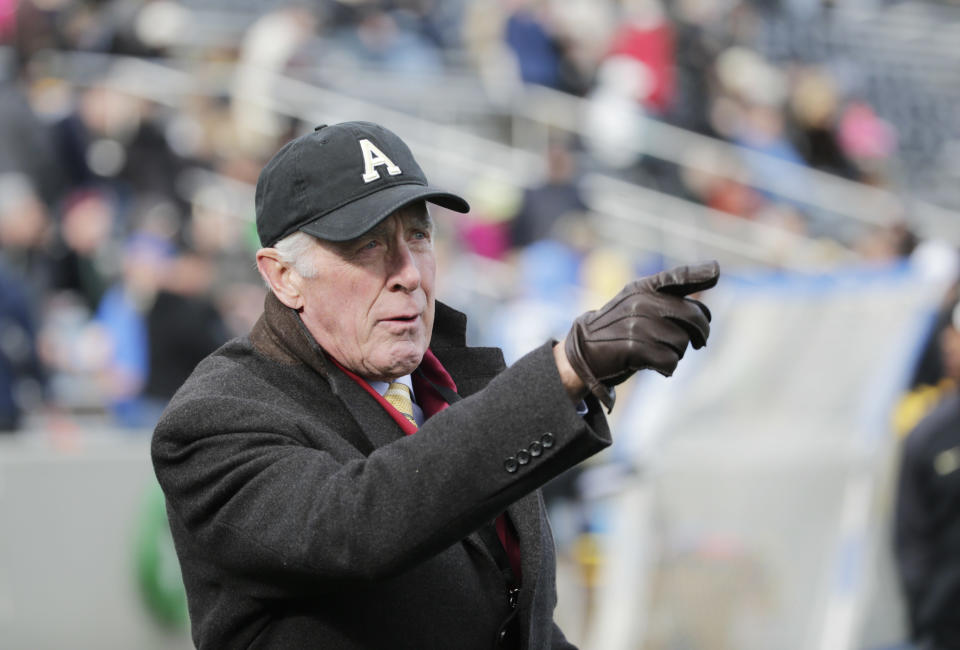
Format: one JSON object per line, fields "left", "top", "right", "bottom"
{"left": 563, "top": 261, "right": 720, "bottom": 411}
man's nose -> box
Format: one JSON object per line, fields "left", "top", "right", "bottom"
{"left": 388, "top": 240, "right": 421, "bottom": 291}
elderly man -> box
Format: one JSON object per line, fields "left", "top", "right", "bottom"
{"left": 152, "top": 121, "right": 718, "bottom": 649}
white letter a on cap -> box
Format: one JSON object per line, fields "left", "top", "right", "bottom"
{"left": 359, "top": 139, "right": 402, "bottom": 183}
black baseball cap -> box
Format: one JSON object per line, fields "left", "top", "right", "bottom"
{"left": 255, "top": 121, "right": 470, "bottom": 247}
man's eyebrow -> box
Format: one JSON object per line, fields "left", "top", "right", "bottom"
{"left": 364, "top": 220, "right": 391, "bottom": 240}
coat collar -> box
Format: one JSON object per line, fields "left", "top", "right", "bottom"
{"left": 249, "top": 292, "right": 402, "bottom": 450}
{"left": 247, "top": 292, "right": 503, "bottom": 445}
{"left": 248, "top": 292, "right": 498, "bottom": 391}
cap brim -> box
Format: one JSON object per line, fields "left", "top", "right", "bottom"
{"left": 298, "top": 183, "right": 470, "bottom": 242}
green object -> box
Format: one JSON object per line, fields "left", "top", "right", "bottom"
{"left": 135, "top": 480, "right": 189, "bottom": 630}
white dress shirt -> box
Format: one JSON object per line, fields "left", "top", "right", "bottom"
{"left": 367, "top": 374, "right": 425, "bottom": 426}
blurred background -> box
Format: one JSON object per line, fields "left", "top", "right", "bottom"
{"left": 2, "top": 0, "right": 960, "bottom": 647}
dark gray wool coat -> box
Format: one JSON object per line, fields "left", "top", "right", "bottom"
{"left": 151, "top": 293, "right": 612, "bottom": 649}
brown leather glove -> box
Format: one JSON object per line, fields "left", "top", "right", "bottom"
{"left": 564, "top": 261, "right": 720, "bottom": 411}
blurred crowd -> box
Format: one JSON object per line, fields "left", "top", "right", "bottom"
{"left": 4, "top": 1, "right": 960, "bottom": 646}
{"left": 0, "top": 0, "right": 957, "bottom": 434}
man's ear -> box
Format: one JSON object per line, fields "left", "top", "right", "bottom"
{"left": 256, "top": 248, "right": 304, "bottom": 310}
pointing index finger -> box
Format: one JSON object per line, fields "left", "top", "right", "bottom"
{"left": 655, "top": 261, "right": 721, "bottom": 297}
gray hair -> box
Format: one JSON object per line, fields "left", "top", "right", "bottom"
{"left": 273, "top": 230, "right": 321, "bottom": 278}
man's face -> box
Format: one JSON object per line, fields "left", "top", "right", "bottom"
{"left": 297, "top": 203, "right": 436, "bottom": 381}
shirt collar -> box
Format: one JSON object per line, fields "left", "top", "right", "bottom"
{"left": 368, "top": 374, "right": 415, "bottom": 400}
{"left": 367, "top": 374, "right": 424, "bottom": 426}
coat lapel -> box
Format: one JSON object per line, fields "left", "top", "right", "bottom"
{"left": 324, "top": 365, "right": 407, "bottom": 451}
{"left": 508, "top": 491, "right": 545, "bottom": 591}
{"left": 429, "top": 303, "right": 505, "bottom": 398}
{"left": 430, "top": 303, "right": 547, "bottom": 587}
{"left": 251, "top": 293, "right": 407, "bottom": 451}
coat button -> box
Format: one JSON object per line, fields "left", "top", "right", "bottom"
{"left": 504, "top": 457, "right": 519, "bottom": 473}
{"left": 516, "top": 449, "right": 531, "bottom": 465}
{"left": 498, "top": 628, "right": 508, "bottom": 644}
{"left": 540, "top": 432, "right": 555, "bottom": 449}
{"left": 529, "top": 441, "right": 543, "bottom": 457}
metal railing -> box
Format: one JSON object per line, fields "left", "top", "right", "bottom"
{"left": 510, "top": 83, "right": 960, "bottom": 244}
{"left": 290, "top": 56, "right": 960, "bottom": 244}
{"left": 112, "top": 55, "right": 850, "bottom": 269}
{"left": 35, "top": 51, "right": 940, "bottom": 269}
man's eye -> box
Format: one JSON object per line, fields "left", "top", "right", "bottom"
{"left": 360, "top": 240, "right": 379, "bottom": 251}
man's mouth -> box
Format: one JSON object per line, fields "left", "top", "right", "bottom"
{"left": 383, "top": 313, "right": 419, "bottom": 323}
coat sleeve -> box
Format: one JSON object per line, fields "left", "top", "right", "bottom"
{"left": 152, "top": 342, "right": 611, "bottom": 598}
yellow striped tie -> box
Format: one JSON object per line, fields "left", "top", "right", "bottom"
{"left": 384, "top": 382, "right": 417, "bottom": 428}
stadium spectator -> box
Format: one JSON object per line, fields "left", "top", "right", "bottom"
{"left": 604, "top": 0, "right": 675, "bottom": 115}
{"left": 0, "top": 173, "right": 56, "bottom": 308}
{"left": 510, "top": 139, "right": 588, "bottom": 249}
{"left": 787, "top": 67, "right": 858, "bottom": 179}
{"left": 143, "top": 251, "right": 228, "bottom": 405}
{"left": 93, "top": 233, "right": 173, "bottom": 427}
{"left": 0, "top": 82, "right": 66, "bottom": 205}
{"left": 336, "top": 7, "right": 444, "bottom": 73}
{"left": 49, "top": 188, "right": 117, "bottom": 312}
{"left": 0, "top": 259, "right": 43, "bottom": 431}
{"left": 894, "top": 298, "right": 960, "bottom": 650}
{"left": 503, "top": 2, "right": 563, "bottom": 90}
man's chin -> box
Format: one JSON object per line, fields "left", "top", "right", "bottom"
{"left": 369, "top": 347, "right": 426, "bottom": 381}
